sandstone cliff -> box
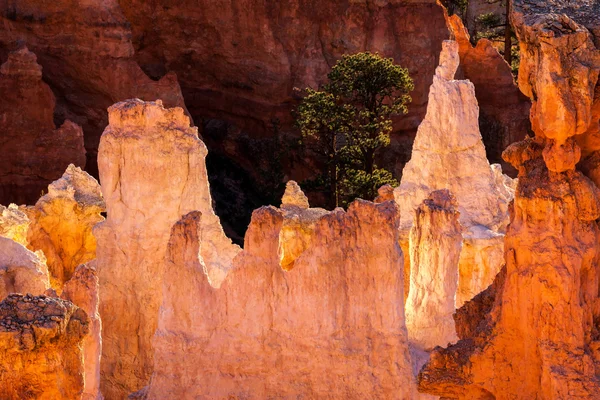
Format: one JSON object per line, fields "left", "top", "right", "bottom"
{"left": 147, "top": 193, "right": 415, "bottom": 399}
{"left": 22, "top": 165, "right": 105, "bottom": 290}
{"left": 94, "top": 99, "right": 240, "bottom": 399}
{"left": 395, "top": 40, "right": 514, "bottom": 308}
{"left": 0, "top": 47, "right": 85, "bottom": 205}
{"left": 418, "top": 1, "right": 600, "bottom": 398}
{"left": 0, "top": 294, "right": 89, "bottom": 400}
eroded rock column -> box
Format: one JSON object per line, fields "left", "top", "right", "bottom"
{"left": 95, "top": 99, "right": 240, "bottom": 398}
{"left": 405, "top": 189, "right": 461, "bottom": 351}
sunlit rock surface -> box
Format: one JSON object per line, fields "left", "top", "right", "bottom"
{"left": 0, "top": 204, "right": 30, "bottom": 246}
{"left": 418, "top": 1, "right": 600, "bottom": 398}
{"left": 395, "top": 40, "right": 514, "bottom": 308}
{"left": 146, "top": 190, "right": 416, "bottom": 398}
{"left": 22, "top": 165, "right": 105, "bottom": 290}
{"left": 405, "top": 189, "right": 461, "bottom": 351}
{"left": 0, "top": 294, "right": 89, "bottom": 400}
{"left": 94, "top": 99, "right": 240, "bottom": 399}
{"left": 0, "top": 237, "right": 49, "bottom": 300}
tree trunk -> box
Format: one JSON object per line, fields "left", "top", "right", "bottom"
{"left": 504, "top": 0, "right": 512, "bottom": 65}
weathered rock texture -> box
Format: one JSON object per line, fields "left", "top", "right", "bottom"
{"left": 94, "top": 99, "right": 240, "bottom": 399}
{"left": 22, "top": 165, "right": 105, "bottom": 290}
{"left": 418, "top": 1, "right": 600, "bottom": 398}
{"left": 0, "top": 47, "right": 85, "bottom": 205}
{"left": 0, "top": 1, "right": 188, "bottom": 176}
{"left": 146, "top": 194, "right": 415, "bottom": 398}
{"left": 0, "top": 237, "right": 49, "bottom": 300}
{"left": 0, "top": 294, "right": 89, "bottom": 400}
{"left": 405, "top": 189, "right": 461, "bottom": 351}
{"left": 62, "top": 263, "right": 102, "bottom": 400}
{"left": 446, "top": 11, "right": 531, "bottom": 173}
{"left": 395, "top": 40, "right": 514, "bottom": 307}
{"left": 0, "top": 204, "right": 30, "bottom": 245}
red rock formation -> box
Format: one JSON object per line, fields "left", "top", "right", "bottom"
{"left": 0, "top": 294, "right": 89, "bottom": 400}
{"left": 0, "top": 0, "right": 188, "bottom": 176}
{"left": 418, "top": 1, "right": 600, "bottom": 398}
{"left": 0, "top": 47, "right": 85, "bottom": 205}
{"left": 62, "top": 263, "right": 102, "bottom": 400}
{"left": 22, "top": 165, "right": 105, "bottom": 290}
{"left": 94, "top": 100, "right": 239, "bottom": 399}
{"left": 147, "top": 196, "right": 415, "bottom": 399}
{"left": 405, "top": 189, "right": 462, "bottom": 351}
{"left": 445, "top": 11, "right": 531, "bottom": 174}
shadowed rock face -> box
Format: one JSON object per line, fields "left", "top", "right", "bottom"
{"left": 146, "top": 195, "right": 416, "bottom": 399}
{"left": 0, "top": 47, "right": 85, "bottom": 205}
{"left": 0, "top": 294, "right": 89, "bottom": 400}
{"left": 94, "top": 99, "right": 239, "bottom": 399}
{"left": 0, "top": 0, "right": 188, "bottom": 177}
{"left": 418, "top": 1, "right": 600, "bottom": 398}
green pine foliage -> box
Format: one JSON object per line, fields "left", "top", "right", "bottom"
{"left": 295, "top": 52, "right": 413, "bottom": 208}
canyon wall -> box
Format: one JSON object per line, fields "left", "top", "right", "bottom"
{"left": 418, "top": 0, "right": 600, "bottom": 398}
{"left": 94, "top": 100, "right": 240, "bottom": 399}
{"left": 147, "top": 192, "right": 415, "bottom": 399}
{"left": 0, "top": 47, "right": 85, "bottom": 205}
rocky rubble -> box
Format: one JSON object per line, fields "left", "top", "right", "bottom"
{"left": 0, "top": 47, "right": 86, "bottom": 205}
{"left": 0, "top": 294, "right": 89, "bottom": 400}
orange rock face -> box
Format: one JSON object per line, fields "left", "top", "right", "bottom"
{"left": 94, "top": 100, "right": 239, "bottom": 399}
{"left": 0, "top": 294, "right": 89, "bottom": 400}
{"left": 0, "top": 47, "right": 85, "bottom": 205}
{"left": 418, "top": 1, "right": 600, "bottom": 398}
{"left": 22, "top": 165, "right": 105, "bottom": 290}
{"left": 62, "top": 264, "right": 102, "bottom": 400}
{"left": 146, "top": 195, "right": 415, "bottom": 398}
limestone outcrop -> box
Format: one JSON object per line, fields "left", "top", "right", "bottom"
{"left": 418, "top": 1, "right": 600, "bottom": 398}
{"left": 62, "top": 264, "right": 102, "bottom": 400}
{"left": 405, "top": 189, "right": 461, "bottom": 351}
{"left": 0, "top": 1, "right": 188, "bottom": 176}
{"left": 94, "top": 99, "right": 240, "bottom": 398}
{"left": 395, "top": 40, "right": 514, "bottom": 308}
{"left": 0, "top": 204, "right": 30, "bottom": 245}
{"left": 146, "top": 191, "right": 415, "bottom": 398}
{"left": 0, "top": 47, "right": 86, "bottom": 205}
{"left": 22, "top": 165, "right": 105, "bottom": 290}
{"left": 0, "top": 294, "right": 89, "bottom": 400}
{"left": 0, "top": 237, "right": 49, "bottom": 300}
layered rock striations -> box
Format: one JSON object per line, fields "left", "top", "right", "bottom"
{"left": 0, "top": 237, "right": 49, "bottom": 300}
{"left": 0, "top": 0, "right": 188, "bottom": 176}
{"left": 22, "top": 165, "right": 105, "bottom": 290}
{"left": 62, "top": 264, "right": 102, "bottom": 400}
{"left": 147, "top": 190, "right": 415, "bottom": 398}
{"left": 0, "top": 294, "right": 89, "bottom": 400}
{"left": 395, "top": 40, "right": 514, "bottom": 307}
{"left": 0, "top": 47, "right": 86, "bottom": 205}
{"left": 418, "top": 1, "right": 600, "bottom": 398}
{"left": 94, "top": 99, "right": 240, "bottom": 398}
{"left": 405, "top": 189, "right": 461, "bottom": 351}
